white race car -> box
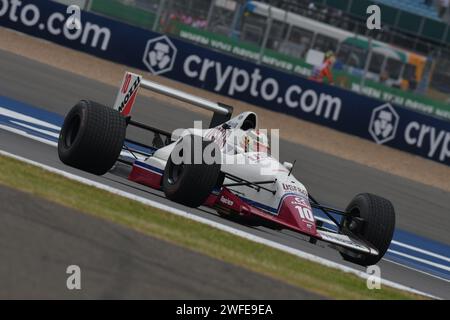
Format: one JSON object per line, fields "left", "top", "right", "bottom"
{"left": 58, "top": 72, "right": 395, "bottom": 266}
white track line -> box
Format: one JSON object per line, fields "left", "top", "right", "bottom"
{"left": 0, "top": 124, "right": 57, "bottom": 147}
{"left": 0, "top": 149, "right": 440, "bottom": 299}
{"left": 10, "top": 121, "right": 60, "bottom": 138}
{"left": 383, "top": 258, "right": 450, "bottom": 283}
{"left": 391, "top": 240, "right": 450, "bottom": 263}
{"left": 0, "top": 107, "right": 60, "bottom": 130}
{"left": 315, "top": 217, "right": 450, "bottom": 272}
{"left": 388, "top": 250, "right": 450, "bottom": 272}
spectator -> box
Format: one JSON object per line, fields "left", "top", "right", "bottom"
{"left": 379, "top": 70, "right": 389, "bottom": 84}
{"left": 310, "top": 51, "right": 336, "bottom": 85}
{"left": 408, "top": 75, "right": 418, "bottom": 91}
{"left": 306, "top": 2, "right": 316, "bottom": 18}
{"left": 438, "top": 0, "right": 449, "bottom": 18}
{"left": 308, "top": 3, "right": 316, "bottom": 10}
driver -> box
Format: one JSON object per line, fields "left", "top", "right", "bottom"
{"left": 240, "top": 129, "right": 270, "bottom": 154}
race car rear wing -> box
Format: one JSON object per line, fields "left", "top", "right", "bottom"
{"left": 113, "top": 72, "right": 234, "bottom": 128}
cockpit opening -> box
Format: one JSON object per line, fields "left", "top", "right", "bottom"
{"left": 241, "top": 113, "right": 257, "bottom": 131}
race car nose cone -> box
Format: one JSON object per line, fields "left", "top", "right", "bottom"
{"left": 278, "top": 195, "right": 319, "bottom": 237}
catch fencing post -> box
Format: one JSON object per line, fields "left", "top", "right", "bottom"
{"left": 153, "top": 0, "right": 166, "bottom": 31}
{"left": 360, "top": 36, "right": 373, "bottom": 88}
{"left": 206, "top": 0, "right": 215, "bottom": 31}
{"left": 258, "top": 5, "right": 272, "bottom": 65}
{"left": 85, "top": 0, "right": 92, "bottom": 11}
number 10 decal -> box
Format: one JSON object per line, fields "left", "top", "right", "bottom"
{"left": 295, "top": 205, "right": 314, "bottom": 222}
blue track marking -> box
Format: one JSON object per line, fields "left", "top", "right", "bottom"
{"left": 1, "top": 95, "right": 449, "bottom": 281}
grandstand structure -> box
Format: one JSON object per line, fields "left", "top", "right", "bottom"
{"left": 86, "top": 0, "right": 450, "bottom": 97}
{"left": 89, "top": 0, "right": 449, "bottom": 55}
{"left": 256, "top": 0, "right": 450, "bottom": 94}
{"left": 375, "top": 0, "right": 440, "bottom": 20}
{"left": 260, "top": 0, "right": 449, "bottom": 53}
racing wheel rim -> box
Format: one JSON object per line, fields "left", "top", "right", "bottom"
{"left": 167, "top": 163, "right": 184, "bottom": 185}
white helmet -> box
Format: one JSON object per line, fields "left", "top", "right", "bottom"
{"left": 241, "top": 129, "right": 270, "bottom": 154}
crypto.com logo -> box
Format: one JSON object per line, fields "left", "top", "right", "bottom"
{"left": 369, "top": 103, "right": 399, "bottom": 144}
{"left": 143, "top": 35, "right": 177, "bottom": 75}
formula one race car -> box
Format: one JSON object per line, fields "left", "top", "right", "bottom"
{"left": 58, "top": 72, "right": 395, "bottom": 266}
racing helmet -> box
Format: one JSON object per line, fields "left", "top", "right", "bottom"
{"left": 241, "top": 129, "right": 270, "bottom": 154}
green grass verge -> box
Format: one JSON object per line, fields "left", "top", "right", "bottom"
{"left": 0, "top": 155, "right": 425, "bottom": 299}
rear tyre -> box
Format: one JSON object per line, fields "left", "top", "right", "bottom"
{"left": 163, "top": 135, "right": 221, "bottom": 208}
{"left": 58, "top": 100, "right": 126, "bottom": 175}
{"left": 340, "top": 193, "right": 395, "bottom": 266}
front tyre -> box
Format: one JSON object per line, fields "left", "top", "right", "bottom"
{"left": 58, "top": 100, "right": 126, "bottom": 175}
{"left": 340, "top": 193, "right": 395, "bottom": 266}
{"left": 162, "top": 135, "right": 221, "bottom": 208}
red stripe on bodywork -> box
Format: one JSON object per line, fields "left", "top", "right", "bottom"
{"left": 128, "top": 164, "right": 162, "bottom": 189}
{"left": 122, "top": 74, "right": 131, "bottom": 94}
{"left": 210, "top": 189, "right": 320, "bottom": 237}
{"left": 121, "top": 90, "right": 138, "bottom": 116}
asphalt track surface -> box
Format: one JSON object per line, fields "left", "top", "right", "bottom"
{"left": 1, "top": 49, "right": 449, "bottom": 298}
{"left": 0, "top": 185, "right": 321, "bottom": 299}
